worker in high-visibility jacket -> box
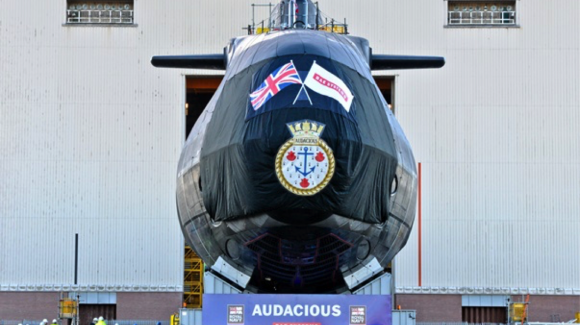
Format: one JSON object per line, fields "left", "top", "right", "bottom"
{"left": 96, "top": 316, "right": 107, "bottom": 325}
{"left": 51, "top": 319, "right": 58, "bottom": 325}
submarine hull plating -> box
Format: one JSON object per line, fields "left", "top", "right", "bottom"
{"left": 175, "top": 31, "right": 417, "bottom": 293}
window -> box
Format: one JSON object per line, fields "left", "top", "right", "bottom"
{"left": 462, "top": 306, "right": 507, "bottom": 323}
{"left": 66, "top": 1, "right": 134, "bottom": 24}
{"left": 447, "top": 1, "right": 517, "bottom": 26}
{"left": 462, "top": 295, "right": 508, "bottom": 323}
{"left": 70, "top": 292, "right": 117, "bottom": 324}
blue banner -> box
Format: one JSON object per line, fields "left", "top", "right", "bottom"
{"left": 202, "top": 294, "right": 391, "bottom": 325}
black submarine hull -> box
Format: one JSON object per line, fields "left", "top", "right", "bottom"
{"left": 175, "top": 30, "right": 419, "bottom": 293}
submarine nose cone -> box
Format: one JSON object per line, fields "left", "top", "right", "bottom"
{"left": 200, "top": 48, "right": 396, "bottom": 226}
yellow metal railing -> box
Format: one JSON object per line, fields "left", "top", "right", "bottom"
{"left": 255, "top": 25, "right": 346, "bottom": 35}
{"left": 256, "top": 27, "right": 270, "bottom": 34}
{"left": 319, "top": 25, "right": 346, "bottom": 34}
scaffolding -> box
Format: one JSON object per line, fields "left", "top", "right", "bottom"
{"left": 183, "top": 246, "right": 203, "bottom": 308}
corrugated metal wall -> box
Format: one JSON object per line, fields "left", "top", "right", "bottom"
{"left": 1, "top": 0, "right": 579, "bottom": 293}
{"left": 388, "top": 0, "right": 580, "bottom": 294}
{"left": 0, "top": 0, "right": 243, "bottom": 290}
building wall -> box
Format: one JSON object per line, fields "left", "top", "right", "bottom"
{"left": 0, "top": 292, "right": 181, "bottom": 320}
{"left": 524, "top": 295, "right": 580, "bottom": 322}
{"left": 0, "top": 0, "right": 214, "bottom": 291}
{"left": 0, "top": 292, "right": 60, "bottom": 320}
{"left": 396, "top": 294, "right": 463, "bottom": 323}
{"left": 116, "top": 292, "right": 182, "bottom": 319}
{"left": 397, "top": 294, "right": 580, "bottom": 323}
{"left": 0, "top": 0, "right": 260, "bottom": 315}
{"left": 385, "top": 0, "right": 580, "bottom": 294}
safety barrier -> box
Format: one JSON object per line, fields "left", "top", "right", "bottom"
{"left": 0, "top": 320, "right": 43, "bottom": 325}
{"left": 393, "top": 310, "right": 417, "bottom": 325}
{"left": 108, "top": 321, "right": 169, "bottom": 325}
{"left": 418, "top": 323, "right": 505, "bottom": 325}
{"left": 178, "top": 309, "right": 203, "bottom": 325}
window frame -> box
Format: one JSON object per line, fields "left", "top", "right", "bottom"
{"left": 64, "top": 0, "right": 137, "bottom": 26}
{"left": 445, "top": 0, "right": 520, "bottom": 28}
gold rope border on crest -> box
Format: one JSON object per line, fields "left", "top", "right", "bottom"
{"left": 275, "top": 139, "right": 335, "bottom": 196}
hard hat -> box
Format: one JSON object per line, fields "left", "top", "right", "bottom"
{"left": 99, "top": 317, "right": 104, "bottom": 321}
{"left": 53, "top": 320, "right": 57, "bottom": 323}
{"left": 93, "top": 319, "right": 98, "bottom": 322}
{"left": 43, "top": 320, "right": 48, "bottom": 323}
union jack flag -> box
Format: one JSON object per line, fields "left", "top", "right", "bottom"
{"left": 250, "top": 62, "right": 302, "bottom": 110}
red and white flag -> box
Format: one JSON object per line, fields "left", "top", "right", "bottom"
{"left": 304, "top": 61, "right": 354, "bottom": 112}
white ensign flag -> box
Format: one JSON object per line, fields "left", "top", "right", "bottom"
{"left": 304, "top": 62, "right": 354, "bottom": 112}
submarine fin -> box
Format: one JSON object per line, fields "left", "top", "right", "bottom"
{"left": 371, "top": 54, "right": 445, "bottom": 70}
{"left": 151, "top": 54, "right": 226, "bottom": 70}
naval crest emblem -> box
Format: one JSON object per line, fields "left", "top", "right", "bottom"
{"left": 275, "top": 120, "right": 335, "bottom": 196}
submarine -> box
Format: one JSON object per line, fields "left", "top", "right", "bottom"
{"left": 152, "top": 0, "right": 444, "bottom": 293}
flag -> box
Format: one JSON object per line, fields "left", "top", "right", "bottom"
{"left": 304, "top": 61, "right": 354, "bottom": 112}
{"left": 250, "top": 61, "right": 302, "bottom": 110}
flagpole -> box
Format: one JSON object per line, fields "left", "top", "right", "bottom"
{"left": 292, "top": 60, "right": 313, "bottom": 105}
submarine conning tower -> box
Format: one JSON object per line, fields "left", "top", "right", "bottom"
{"left": 247, "top": 0, "right": 348, "bottom": 35}
{"left": 274, "top": 0, "right": 324, "bottom": 30}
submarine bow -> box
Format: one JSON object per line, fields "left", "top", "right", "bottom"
{"left": 155, "top": 29, "right": 443, "bottom": 293}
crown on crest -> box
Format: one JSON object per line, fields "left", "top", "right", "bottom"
{"left": 286, "top": 120, "right": 325, "bottom": 138}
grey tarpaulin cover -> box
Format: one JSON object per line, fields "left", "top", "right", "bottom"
{"left": 199, "top": 36, "right": 397, "bottom": 224}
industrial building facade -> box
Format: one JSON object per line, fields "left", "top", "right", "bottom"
{"left": 1, "top": 0, "right": 578, "bottom": 321}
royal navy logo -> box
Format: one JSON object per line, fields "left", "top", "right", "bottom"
{"left": 349, "top": 306, "right": 367, "bottom": 325}
{"left": 275, "top": 120, "right": 335, "bottom": 196}
{"left": 227, "top": 305, "right": 244, "bottom": 324}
